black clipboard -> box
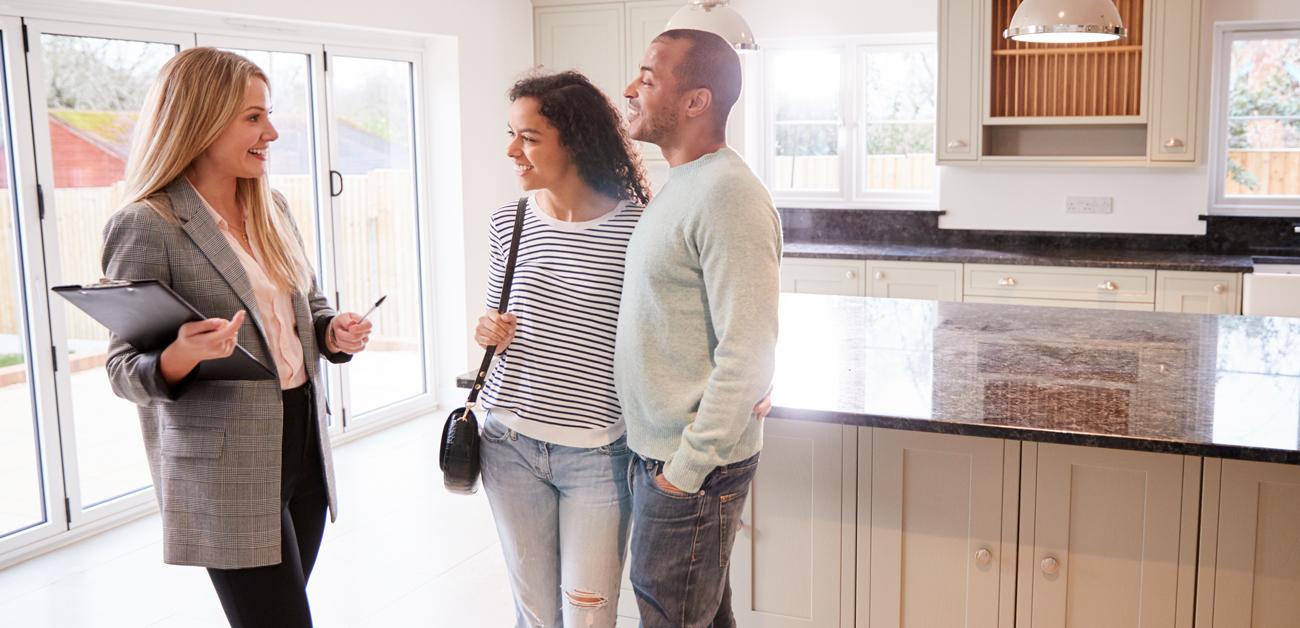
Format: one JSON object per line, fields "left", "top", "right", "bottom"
{"left": 52, "top": 279, "right": 275, "bottom": 381}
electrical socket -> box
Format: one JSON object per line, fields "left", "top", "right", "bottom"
{"left": 1066, "top": 196, "right": 1114, "bottom": 214}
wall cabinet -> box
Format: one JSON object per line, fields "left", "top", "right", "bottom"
{"left": 938, "top": 0, "right": 1203, "bottom": 164}
{"left": 534, "top": 4, "right": 627, "bottom": 106}
{"left": 1197, "top": 458, "right": 1300, "bottom": 628}
{"left": 1017, "top": 443, "right": 1200, "bottom": 628}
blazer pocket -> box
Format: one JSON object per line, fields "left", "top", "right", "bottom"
{"left": 161, "top": 426, "right": 226, "bottom": 459}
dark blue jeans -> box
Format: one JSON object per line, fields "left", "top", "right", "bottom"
{"left": 627, "top": 453, "right": 760, "bottom": 628}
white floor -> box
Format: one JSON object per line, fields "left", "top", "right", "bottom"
{"left": 0, "top": 414, "right": 518, "bottom": 627}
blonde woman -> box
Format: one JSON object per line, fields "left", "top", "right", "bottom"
{"left": 101, "top": 47, "right": 371, "bottom": 627}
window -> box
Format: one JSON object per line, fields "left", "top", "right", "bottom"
{"left": 761, "top": 36, "right": 937, "bottom": 209}
{"left": 1210, "top": 23, "right": 1300, "bottom": 214}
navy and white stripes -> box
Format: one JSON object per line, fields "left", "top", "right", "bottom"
{"left": 480, "top": 196, "right": 642, "bottom": 447}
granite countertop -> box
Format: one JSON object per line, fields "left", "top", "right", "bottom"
{"left": 768, "top": 294, "right": 1300, "bottom": 463}
{"left": 782, "top": 241, "right": 1257, "bottom": 273}
{"left": 456, "top": 295, "right": 1300, "bottom": 463}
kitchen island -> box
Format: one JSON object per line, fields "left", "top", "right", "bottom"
{"left": 457, "top": 295, "right": 1300, "bottom": 628}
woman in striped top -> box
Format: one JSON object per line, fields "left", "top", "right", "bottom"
{"left": 473, "top": 71, "right": 650, "bottom": 628}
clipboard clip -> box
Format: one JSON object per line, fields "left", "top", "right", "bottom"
{"left": 80, "top": 278, "right": 133, "bottom": 290}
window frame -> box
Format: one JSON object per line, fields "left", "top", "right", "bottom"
{"left": 1208, "top": 21, "right": 1300, "bottom": 216}
{"left": 758, "top": 33, "right": 939, "bottom": 210}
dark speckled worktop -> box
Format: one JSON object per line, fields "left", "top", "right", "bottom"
{"left": 782, "top": 241, "right": 1257, "bottom": 272}
{"left": 457, "top": 294, "right": 1300, "bottom": 463}
{"left": 778, "top": 208, "right": 1300, "bottom": 272}
{"left": 768, "top": 294, "right": 1300, "bottom": 463}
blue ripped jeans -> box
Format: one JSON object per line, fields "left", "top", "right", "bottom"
{"left": 480, "top": 413, "right": 632, "bottom": 628}
{"left": 627, "top": 453, "right": 760, "bottom": 628}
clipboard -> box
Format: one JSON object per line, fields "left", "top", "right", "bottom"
{"left": 52, "top": 279, "right": 276, "bottom": 381}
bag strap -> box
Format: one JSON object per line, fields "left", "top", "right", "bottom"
{"left": 466, "top": 196, "right": 527, "bottom": 407}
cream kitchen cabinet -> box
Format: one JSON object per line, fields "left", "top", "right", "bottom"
{"left": 1196, "top": 458, "right": 1300, "bottom": 628}
{"left": 964, "top": 263, "right": 1158, "bottom": 310}
{"left": 865, "top": 260, "right": 963, "bottom": 301}
{"left": 1155, "top": 270, "right": 1241, "bottom": 314}
{"left": 533, "top": 3, "right": 627, "bottom": 106}
{"left": 1017, "top": 443, "right": 1200, "bottom": 628}
{"left": 731, "top": 418, "right": 856, "bottom": 628}
{"left": 937, "top": 0, "right": 1203, "bottom": 164}
{"left": 860, "top": 429, "right": 1018, "bottom": 628}
{"left": 781, "top": 258, "right": 867, "bottom": 296}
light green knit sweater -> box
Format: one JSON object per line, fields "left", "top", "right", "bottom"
{"left": 614, "top": 147, "right": 782, "bottom": 493}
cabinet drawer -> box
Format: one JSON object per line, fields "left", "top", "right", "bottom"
{"left": 866, "top": 260, "right": 963, "bottom": 302}
{"left": 965, "top": 264, "right": 1156, "bottom": 304}
{"left": 781, "top": 258, "right": 866, "bottom": 296}
{"left": 1155, "top": 270, "right": 1240, "bottom": 314}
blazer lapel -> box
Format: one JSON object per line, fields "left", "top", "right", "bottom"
{"left": 167, "top": 178, "right": 275, "bottom": 367}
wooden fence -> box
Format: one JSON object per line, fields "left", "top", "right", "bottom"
{"left": 775, "top": 154, "right": 936, "bottom": 192}
{"left": 1226, "top": 150, "right": 1300, "bottom": 196}
{"left": 0, "top": 171, "right": 421, "bottom": 350}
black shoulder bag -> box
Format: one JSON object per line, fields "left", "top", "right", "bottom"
{"left": 440, "top": 197, "right": 527, "bottom": 495}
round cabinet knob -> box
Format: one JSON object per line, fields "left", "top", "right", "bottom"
{"left": 1097, "top": 280, "right": 1119, "bottom": 291}
{"left": 1213, "top": 284, "right": 1227, "bottom": 294}
{"left": 874, "top": 271, "right": 886, "bottom": 280}
{"left": 998, "top": 277, "right": 1018, "bottom": 287}
{"left": 846, "top": 271, "right": 858, "bottom": 280}
{"left": 1164, "top": 137, "right": 1185, "bottom": 148}
{"left": 1041, "top": 556, "right": 1060, "bottom": 575}
{"left": 975, "top": 548, "right": 993, "bottom": 567}
{"left": 947, "top": 139, "right": 969, "bottom": 150}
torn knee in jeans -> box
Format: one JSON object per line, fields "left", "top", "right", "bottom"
{"left": 564, "top": 587, "right": 608, "bottom": 609}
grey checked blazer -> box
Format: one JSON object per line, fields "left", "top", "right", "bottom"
{"left": 101, "top": 178, "right": 349, "bottom": 569}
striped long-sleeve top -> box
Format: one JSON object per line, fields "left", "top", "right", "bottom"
{"left": 479, "top": 195, "right": 643, "bottom": 448}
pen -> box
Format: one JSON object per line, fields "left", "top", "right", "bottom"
{"left": 359, "top": 295, "right": 387, "bottom": 323}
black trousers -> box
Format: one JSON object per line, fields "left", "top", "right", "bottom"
{"left": 208, "top": 384, "right": 329, "bottom": 628}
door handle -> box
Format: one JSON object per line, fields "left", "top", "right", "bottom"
{"left": 330, "top": 170, "right": 344, "bottom": 197}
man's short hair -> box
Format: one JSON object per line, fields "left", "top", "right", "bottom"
{"left": 653, "top": 29, "right": 742, "bottom": 134}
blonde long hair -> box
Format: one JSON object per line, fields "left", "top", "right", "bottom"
{"left": 123, "top": 47, "right": 311, "bottom": 293}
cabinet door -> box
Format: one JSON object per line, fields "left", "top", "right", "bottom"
{"left": 625, "top": 1, "right": 680, "bottom": 163}
{"left": 864, "top": 429, "right": 1013, "bottom": 628}
{"left": 937, "top": 0, "right": 980, "bottom": 161}
{"left": 534, "top": 4, "right": 626, "bottom": 104}
{"left": 781, "top": 258, "right": 866, "bottom": 296}
{"left": 866, "top": 260, "right": 963, "bottom": 301}
{"left": 1155, "top": 270, "right": 1240, "bottom": 314}
{"left": 1019, "top": 444, "right": 1198, "bottom": 628}
{"left": 1148, "top": 0, "right": 1202, "bottom": 162}
{"left": 731, "top": 418, "right": 855, "bottom": 628}
{"left": 1200, "top": 459, "right": 1300, "bottom": 628}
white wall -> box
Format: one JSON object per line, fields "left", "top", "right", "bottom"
{"left": 738, "top": 0, "right": 1298, "bottom": 234}
{"left": 120, "top": 0, "right": 533, "bottom": 398}
{"left": 938, "top": 0, "right": 1300, "bottom": 234}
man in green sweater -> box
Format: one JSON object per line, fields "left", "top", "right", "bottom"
{"left": 616, "top": 28, "right": 782, "bottom": 627}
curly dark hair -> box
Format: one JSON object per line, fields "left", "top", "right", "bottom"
{"left": 509, "top": 71, "right": 651, "bottom": 206}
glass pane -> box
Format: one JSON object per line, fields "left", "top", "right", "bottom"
{"left": 774, "top": 123, "right": 839, "bottom": 191}
{"left": 863, "top": 123, "right": 935, "bottom": 191}
{"left": 862, "top": 48, "right": 937, "bottom": 192}
{"left": 0, "top": 32, "right": 46, "bottom": 538}
{"left": 42, "top": 33, "right": 176, "bottom": 508}
{"left": 1224, "top": 37, "right": 1300, "bottom": 197}
{"left": 770, "top": 49, "right": 841, "bottom": 122}
{"left": 221, "top": 48, "right": 321, "bottom": 267}
{"left": 330, "top": 56, "right": 425, "bottom": 417}
{"left": 220, "top": 48, "right": 334, "bottom": 427}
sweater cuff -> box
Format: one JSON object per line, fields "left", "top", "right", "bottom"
{"left": 663, "top": 455, "right": 715, "bottom": 494}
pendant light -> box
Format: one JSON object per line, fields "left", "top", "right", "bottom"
{"left": 664, "top": 0, "right": 758, "bottom": 51}
{"left": 1004, "top": 0, "right": 1127, "bottom": 44}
